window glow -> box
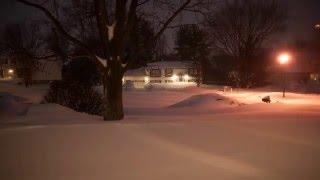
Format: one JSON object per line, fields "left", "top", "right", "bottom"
{"left": 183, "top": 74, "right": 189, "bottom": 81}
{"left": 144, "top": 76, "right": 150, "bottom": 83}
{"left": 171, "top": 74, "right": 178, "bottom": 81}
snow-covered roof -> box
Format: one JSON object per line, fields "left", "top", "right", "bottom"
{"left": 124, "top": 67, "right": 146, "bottom": 76}
{"left": 124, "top": 61, "right": 194, "bottom": 77}
{"left": 147, "top": 61, "right": 193, "bottom": 69}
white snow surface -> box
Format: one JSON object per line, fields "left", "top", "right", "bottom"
{"left": 1, "top": 81, "right": 320, "bottom": 180}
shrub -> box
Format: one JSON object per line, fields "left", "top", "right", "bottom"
{"left": 62, "top": 57, "right": 101, "bottom": 87}
{"left": 228, "top": 71, "right": 241, "bottom": 87}
{"left": 228, "top": 71, "right": 254, "bottom": 88}
{"left": 43, "top": 81, "right": 103, "bottom": 115}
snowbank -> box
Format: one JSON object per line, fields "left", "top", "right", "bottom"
{"left": 169, "top": 93, "right": 242, "bottom": 108}
{"left": 0, "top": 81, "right": 48, "bottom": 103}
{"left": 1, "top": 103, "right": 102, "bottom": 125}
{"left": 0, "top": 92, "right": 31, "bottom": 119}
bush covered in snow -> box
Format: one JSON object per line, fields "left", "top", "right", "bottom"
{"left": 43, "top": 81, "right": 103, "bottom": 115}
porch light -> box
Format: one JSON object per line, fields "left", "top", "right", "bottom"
{"left": 183, "top": 74, "right": 189, "bottom": 81}
{"left": 144, "top": 76, "right": 150, "bottom": 83}
{"left": 171, "top": 74, "right": 178, "bottom": 81}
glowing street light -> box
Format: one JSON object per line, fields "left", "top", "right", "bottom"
{"left": 8, "top": 69, "right": 14, "bottom": 74}
{"left": 277, "top": 53, "right": 291, "bottom": 98}
{"left": 277, "top": 53, "right": 290, "bottom": 65}
{"left": 315, "top": 24, "right": 320, "bottom": 30}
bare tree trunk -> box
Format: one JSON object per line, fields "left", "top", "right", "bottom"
{"left": 23, "top": 68, "right": 32, "bottom": 87}
{"left": 199, "top": 59, "right": 208, "bottom": 85}
{"left": 16, "top": 0, "right": 207, "bottom": 120}
{"left": 196, "top": 63, "right": 202, "bottom": 87}
{"left": 0, "top": 66, "right": 3, "bottom": 78}
{"left": 103, "top": 60, "right": 124, "bottom": 120}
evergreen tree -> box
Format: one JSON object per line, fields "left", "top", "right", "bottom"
{"left": 126, "top": 17, "right": 156, "bottom": 69}
{"left": 175, "top": 24, "right": 209, "bottom": 85}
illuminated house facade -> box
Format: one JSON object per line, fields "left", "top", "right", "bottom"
{"left": 123, "top": 61, "right": 198, "bottom": 89}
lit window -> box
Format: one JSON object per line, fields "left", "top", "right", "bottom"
{"left": 310, "top": 74, "right": 319, "bottom": 81}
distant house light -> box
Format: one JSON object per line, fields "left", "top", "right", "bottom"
{"left": 8, "top": 69, "right": 14, "bottom": 74}
{"left": 183, "top": 74, "right": 189, "bottom": 81}
{"left": 171, "top": 74, "right": 178, "bottom": 82}
{"left": 144, "top": 76, "right": 150, "bottom": 83}
{"left": 310, "top": 74, "right": 319, "bottom": 81}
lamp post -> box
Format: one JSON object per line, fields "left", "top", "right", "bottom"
{"left": 277, "top": 53, "right": 291, "bottom": 98}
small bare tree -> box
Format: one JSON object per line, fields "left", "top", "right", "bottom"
{"left": 2, "top": 23, "right": 55, "bottom": 87}
{"left": 205, "top": 0, "right": 286, "bottom": 87}
{"left": 17, "top": 0, "right": 214, "bottom": 120}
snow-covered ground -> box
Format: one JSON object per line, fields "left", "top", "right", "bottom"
{"left": 1, "top": 81, "right": 320, "bottom": 180}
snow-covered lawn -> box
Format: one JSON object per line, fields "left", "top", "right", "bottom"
{"left": 1, "top": 81, "right": 320, "bottom": 180}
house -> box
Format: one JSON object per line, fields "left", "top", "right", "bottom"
{"left": 123, "top": 61, "right": 198, "bottom": 89}
{"left": 32, "top": 59, "right": 63, "bottom": 83}
{"left": 0, "top": 57, "right": 62, "bottom": 83}
{"left": 0, "top": 58, "right": 15, "bottom": 79}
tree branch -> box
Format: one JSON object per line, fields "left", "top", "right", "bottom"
{"left": 16, "top": 0, "right": 104, "bottom": 70}
{"left": 138, "top": 0, "right": 151, "bottom": 6}
{"left": 33, "top": 54, "right": 57, "bottom": 60}
{"left": 94, "top": 0, "right": 110, "bottom": 57}
{"left": 153, "top": 0, "right": 191, "bottom": 40}
{"left": 125, "top": 0, "right": 138, "bottom": 38}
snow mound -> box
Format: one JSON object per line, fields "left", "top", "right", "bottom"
{"left": 169, "top": 93, "right": 242, "bottom": 108}
{"left": 0, "top": 92, "right": 30, "bottom": 117}
{"left": 1, "top": 103, "right": 103, "bottom": 125}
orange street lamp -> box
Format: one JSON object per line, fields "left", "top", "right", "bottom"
{"left": 278, "top": 53, "right": 290, "bottom": 65}
{"left": 277, "top": 53, "right": 291, "bottom": 98}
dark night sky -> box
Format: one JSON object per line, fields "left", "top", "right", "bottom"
{"left": 1, "top": 0, "right": 320, "bottom": 48}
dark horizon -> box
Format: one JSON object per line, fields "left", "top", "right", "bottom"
{"left": 1, "top": 0, "right": 319, "bottom": 49}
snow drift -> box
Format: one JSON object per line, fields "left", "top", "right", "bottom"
{"left": 0, "top": 92, "right": 30, "bottom": 117}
